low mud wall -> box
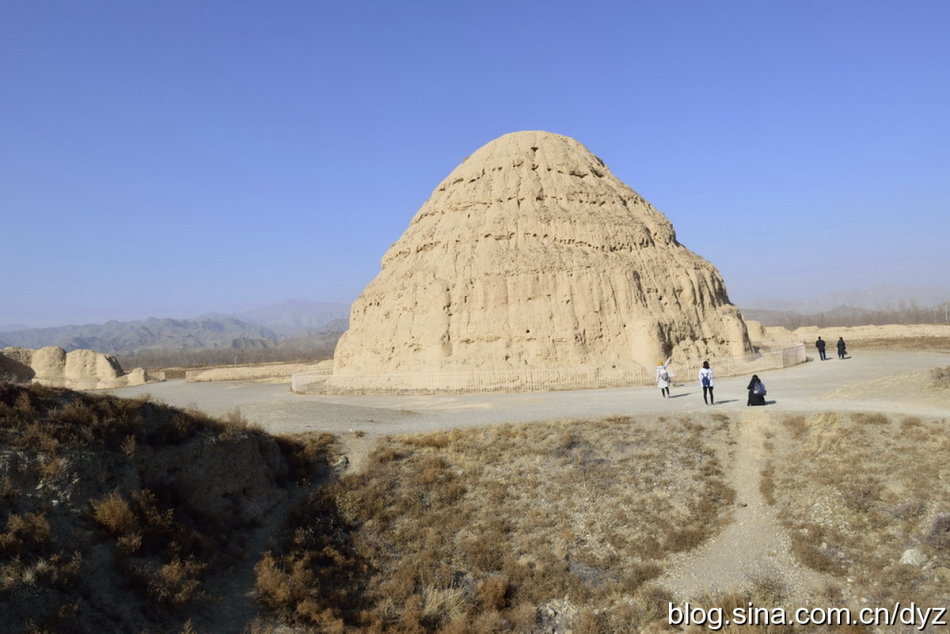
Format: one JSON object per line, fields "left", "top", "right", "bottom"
{"left": 186, "top": 362, "right": 326, "bottom": 383}
{"left": 307, "top": 345, "right": 806, "bottom": 395}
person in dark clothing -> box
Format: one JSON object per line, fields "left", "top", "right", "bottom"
{"left": 837, "top": 337, "right": 847, "bottom": 359}
{"left": 815, "top": 336, "right": 827, "bottom": 361}
{"left": 747, "top": 374, "right": 766, "bottom": 406}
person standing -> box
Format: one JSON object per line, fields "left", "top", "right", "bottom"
{"left": 747, "top": 374, "right": 766, "bottom": 406}
{"left": 699, "top": 360, "right": 715, "bottom": 405}
{"left": 815, "top": 336, "right": 827, "bottom": 361}
{"left": 837, "top": 337, "right": 847, "bottom": 359}
{"left": 656, "top": 357, "right": 672, "bottom": 398}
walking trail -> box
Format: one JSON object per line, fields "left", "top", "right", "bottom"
{"left": 656, "top": 408, "right": 834, "bottom": 603}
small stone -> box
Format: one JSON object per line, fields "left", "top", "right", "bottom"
{"left": 900, "top": 548, "right": 926, "bottom": 566}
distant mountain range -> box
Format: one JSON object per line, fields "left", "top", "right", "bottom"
{"left": 0, "top": 317, "right": 280, "bottom": 355}
{"left": 0, "top": 300, "right": 352, "bottom": 357}
{"left": 228, "top": 300, "right": 351, "bottom": 337}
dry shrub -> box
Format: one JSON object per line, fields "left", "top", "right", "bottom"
{"left": 139, "top": 556, "right": 206, "bottom": 606}
{"left": 91, "top": 490, "right": 136, "bottom": 535}
{"left": 403, "top": 431, "right": 452, "bottom": 449}
{"left": 781, "top": 415, "right": 806, "bottom": 438}
{"left": 789, "top": 529, "right": 845, "bottom": 576}
{"left": 930, "top": 365, "right": 950, "bottom": 389}
{"left": 90, "top": 487, "right": 222, "bottom": 610}
{"left": 0, "top": 512, "right": 51, "bottom": 556}
{"left": 120, "top": 434, "right": 136, "bottom": 458}
{"left": 839, "top": 478, "right": 882, "bottom": 513}
{"left": 274, "top": 432, "right": 338, "bottom": 482}
{"left": 117, "top": 532, "right": 142, "bottom": 556}
{"left": 925, "top": 514, "right": 950, "bottom": 554}
{"left": 850, "top": 412, "right": 889, "bottom": 426}
{"left": 901, "top": 416, "right": 924, "bottom": 429}
{"left": 476, "top": 575, "right": 510, "bottom": 610}
{"left": 253, "top": 487, "right": 365, "bottom": 627}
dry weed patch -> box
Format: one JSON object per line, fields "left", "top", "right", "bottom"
{"left": 764, "top": 411, "right": 948, "bottom": 607}
{"left": 0, "top": 382, "right": 338, "bottom": 632}
{"left": 931, "top": 366, "right": 950, "bottom": 389}
{"left": 258, "top": 415, "right": 735, "bottom": 631}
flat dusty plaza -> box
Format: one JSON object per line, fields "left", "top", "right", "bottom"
{"left": 112, "top": 348, "right": 950, "bottom": 436}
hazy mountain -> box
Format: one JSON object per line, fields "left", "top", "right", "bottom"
{"left": 0, "top": 317, "right": 278, "bottom": 356}
{"left": 741, "top": 284, "right": 950, "bottom": 313}
{"left": 228, "top": 300, "right": 350, "bottom": 337}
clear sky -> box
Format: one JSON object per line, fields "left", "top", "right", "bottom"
{"left": 2, "top": 1, "right": 948, "bottom": 328}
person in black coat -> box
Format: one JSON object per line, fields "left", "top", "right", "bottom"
{"left": 747, "top": 374, "right": 766, "bottom": 406}
{"left": 837, "top": 337, "right": 847, "bottom": 359}
{"left": 815, "top": 336, "right": 827, "bottom": 361}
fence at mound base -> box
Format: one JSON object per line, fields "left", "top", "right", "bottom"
{"left": 185, "top": 362, "right": 321, "bottom": 383}
{"left": 321, "top": 344, "right": 806, "bottom": 395}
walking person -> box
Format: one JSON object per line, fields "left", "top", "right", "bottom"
{"left": 815, "top": 336, "right": 827, "bottom": 361}
{"left": 699, "top": 361, "right": 714, "bottom": 405}
{"left": 747, "top": 374, "right": 767, "bottom": 406}
{"left": 656, "top": 357, "right": 672, "bottom": 398}
{"left": 837, "top": 336, "right": 847, "bottom": 359}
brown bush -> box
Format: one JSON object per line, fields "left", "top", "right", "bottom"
{"left": 273, "top": 432, "right": 337, "bottom": 483}
{"left": 931, "top": 365, "right": 950, "bottom": 389}
{"left": 781, "top": 415, "right": 807, "bottom": 438}
{"left": 851, "top": 412, "right": 890, "bottom": 426}
{"left": 91, "top": 490, "right": 136, "bottom": 535}
{"left": 0, "top": 512, "right": 51, "bottom": 556}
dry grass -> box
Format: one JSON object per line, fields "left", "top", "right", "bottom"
{"left": 682, "top": 576, "right": 872, "bottom": 634}
{"left": 931, "top": 365, "right": 950, "bottom": 389}
{"left": 273, "top": 431, "right": 339, "bottom": 483}
{"left": 257, "top": 415, "right": 735, "bottom": 631}
{"left": 763, "top": 411, "right": 948, "bottom": 607}
{"left": 854, "top": 336, "right": 950, "bottom": 352}
{"left": 0, "top": 382, "right": 339, "bottom": 631}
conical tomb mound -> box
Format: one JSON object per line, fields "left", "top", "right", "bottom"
{"left": 331, "top": 131, "right": 752, "bottom": 391}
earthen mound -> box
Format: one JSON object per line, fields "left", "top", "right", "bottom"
{"left": 330, "top": 131, "right": 753, "bottom": 391}
{"left": 0, "top": 346, "right": 150, "bottom": 390}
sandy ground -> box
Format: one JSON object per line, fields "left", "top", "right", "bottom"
{"left": 109, "top": 349, "right": 950, "bottom": 437}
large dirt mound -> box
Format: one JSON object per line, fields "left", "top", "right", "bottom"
{"left": 333, "top": 131, "right": 751, "bottom": 390}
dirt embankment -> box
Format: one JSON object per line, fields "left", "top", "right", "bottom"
{"left": 0, "top": 383, "right": 335, "bottom": 633}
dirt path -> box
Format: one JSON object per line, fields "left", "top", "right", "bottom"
{"left": 191, "top": 486, "right": 305, "bottom": 633}
{"left": 656, "top": 409, "right": 834, "bottom": 602}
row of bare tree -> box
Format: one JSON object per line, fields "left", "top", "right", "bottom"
{"left": 743, "top": 302, "right": 950, "bottom": 330}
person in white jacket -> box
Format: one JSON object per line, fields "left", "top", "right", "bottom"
{"left": 655, "top": 357, "right": 672, "bottom": 398}
{"left": 698, "top": 360, "right": 714, "bottom": 405}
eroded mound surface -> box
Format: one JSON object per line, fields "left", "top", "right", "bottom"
{"left": 334, "top": 131, "right": 751, "bottom": 388}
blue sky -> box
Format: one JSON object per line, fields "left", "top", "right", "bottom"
{"left": 2, "top": 1, "right": 948, "bottom": 327}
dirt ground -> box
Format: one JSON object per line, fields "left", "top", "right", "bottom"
{"left": 108, "top": 348, "right": 949, "bottom": 624}
{"left": 110, "top": 348, "right": 950, "bottom": 437}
